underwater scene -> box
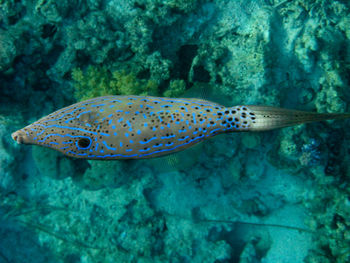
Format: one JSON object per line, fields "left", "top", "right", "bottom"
{"left": 1, "top": 0, "right": 350, "bottom": 262}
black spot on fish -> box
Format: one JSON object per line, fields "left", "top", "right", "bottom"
{"left": 78, "top": 138, "right": 90, "bottom": 148}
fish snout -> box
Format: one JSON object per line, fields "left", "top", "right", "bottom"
{"left": 11, "top": 130, "right": 26, "bottom": 144}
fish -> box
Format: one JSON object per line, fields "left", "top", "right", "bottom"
{"left": 11, "top": 95, "right": 350, "bottom": 160}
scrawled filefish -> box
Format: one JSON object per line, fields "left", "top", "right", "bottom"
{"left": 11, "top": 95, "right": 350, "bottom": 159}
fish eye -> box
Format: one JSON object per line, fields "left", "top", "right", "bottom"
{"left": 77, "top": 138, "right": 91, "bottom": 149}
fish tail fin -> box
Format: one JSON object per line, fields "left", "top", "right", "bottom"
{"left": 246, "top": 106, "right": 350, "bottom": 131}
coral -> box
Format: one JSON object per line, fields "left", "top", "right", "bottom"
{"left": 163, "top": 218, "right": 232, "bottom": 262}
{"left": 0, "top": 123, "right": 15, "bottom": 189}
{"left": 146, "top": 51, "right": 172, "bottom": 82}
{"left": 301, "top": 129, "right": 350, "bottom": 263}
{"left": 278, "top": 126, "right": 304, "bottom": 161}
{"left": 0, "top": 29, "right": 19, "bottom": 72}
{"left": 0, "top": 112, "right": 26, "bottom": 191}
{"left": 35, "top": 0, "right": 71, "bottom": 23}
{"left": 71, "top": 66, "right": 159, "bottom": 101}
{"left": 163, "top": 79, "right": 186, "bottom": 97}
{"left": 201, "top": 2, "right": 271, "bottom": 105}
{"left": 71, "top": 11, "right": 122, "bottom": 64}
{"left": 0, "top": 0, "right": 24, "bottom": 26}
{"left": 303, "top": 183, "right": 350, "bottom": 263}
{"left": 163, "top": 0, "right": 200, "bottom": 13}
{"left": 72, "top": 66, "right": 116, "bottom": 101}
{"left": 314, "top": 80, "right": 346, "bottom": 113}
{"left": 112, "top": 70, "right": 158, "bottom": 96}
{"left": 47, "top": 47, "right": 76, "bottom": 80}
{"left": 297, "top": 88, "right": 315, "bottom": 105}
{"left": 241, "top": 133, "right": 260, "bottom": 149}
{"left": 225, "top": 158, "right": 243, "bottom": 185}
{"left": 299, "top": 139, "right": 322, "bottom": 167}
{"left": 3, "top": 0, "right": 350, "bottom": 262}
{"left": 78, "top": 160, "right": 126, "bottom": 190}
{"left": 31, "top": 146, "right": 78, "bottom": 180}
{"left": 0, "top": 192, "right": 56, "bottom": 263}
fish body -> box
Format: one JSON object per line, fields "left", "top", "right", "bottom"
{"left": 11, "top": 95, "right": 350, "bottom": 160}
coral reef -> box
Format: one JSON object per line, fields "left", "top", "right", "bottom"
{"left": 32, "top": 146, "right": 77, "bottom": 180}
{"left": 72, "top": 66, "right": 159, "bottom": 101}
{"left": 163, "top": 79, "right": 186, "bottom": 97}
{"left": 1, "top": 0, "right": 350, "bottom": 262}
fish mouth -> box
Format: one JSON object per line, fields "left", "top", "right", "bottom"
{"left": 11, "top": 130, "right": 26, "bottom": 144}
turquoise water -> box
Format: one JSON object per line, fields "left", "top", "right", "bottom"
{"left": 1, "top": 0, "right": 350, "bottom": 262}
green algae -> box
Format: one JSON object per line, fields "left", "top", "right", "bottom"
{"left": 72, "top": 66, "right": 159, "bottom": 101}
{"left": 72, "top": 65, "right": 188, "bottom": 101}
{"left": 112, "top": 70, "right": 158, "bottom": 96}
{"left": 163, "top": 79, "right": 186, "bottom": 97}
